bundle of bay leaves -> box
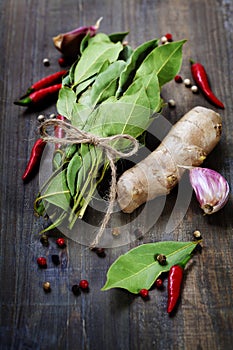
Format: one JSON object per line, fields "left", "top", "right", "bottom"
{"left": 34, "top": 31, "right": 186, "bottom": 234}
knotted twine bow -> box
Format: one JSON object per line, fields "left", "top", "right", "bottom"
{"left": 39, "top": 119, "right": 139, "bottom": 248}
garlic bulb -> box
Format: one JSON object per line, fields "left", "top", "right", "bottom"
{"left": 189, "top": 167, "right": 230, "bottom": 214}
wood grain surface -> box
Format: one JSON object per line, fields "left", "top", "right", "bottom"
{"left": 0, "top": 0, "right": 233, "bottom": 349}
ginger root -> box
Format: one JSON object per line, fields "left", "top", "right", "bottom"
{"left": 117, "top": 106, "right": 222, "bottom": 213}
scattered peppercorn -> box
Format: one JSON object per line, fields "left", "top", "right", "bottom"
{"left": 51, "top": 254, "right": 60, "bottom": 265}
{"left": 40, "top": 234, "right": 49, "bottom": 247}
{"left": 191, "top": 85, "right": 198, "bottom": 93}
{"left": 160, "top": 36, "right": 168, "bottom": 44}
{"left": 112, "top": 227, "right": 121, "bottom": 237}
{"left": 43, "top": 58, "right": 50, "bottom": 66}
{"left": 168, "top": 99, "right": 176, "bottom": 107}
{"left": 184, "top": 78, "right": 191, "bottom": 87}
{"left": 43, "top": 281, "right": 51, "bottom": 292}
{"left": 174, "top": 75, "right": 183, "bottom": 83}
{"left": 139, "top": 289, "right": 149, "bottom": 299}
{"left": 156, "top": 254, "right": 167, "bottom": 265}
{"left": 56, "top": 237, "right": 66, "bottom": 248}
{"left": 37, "top": 257, "right": 47, "bottom": 268}
{"left": 193, "top": 230, "right": 202, "bottom": 239}
{"left": 165, "top": 33, "right": 173, "bottom": 42}
{"left": 37, "top": 114, "right": 45, "bottom": 122}
{"left": 92, "top": 247, "right": 106, "bottom": 258}
{"left": 79, "top": 279, "right": 89, "bottom": 290}
{"left": 58, "top": 57, "right": 67, "bottom": 67}
{"left": 155, "top": 278, "right": 164, "bottom": 289}
{"left": 72, "top": 284, "right": 81, "bottom": 296}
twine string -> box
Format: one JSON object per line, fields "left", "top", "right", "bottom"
{"left": 39, "top": 119, "right": 139, "bottom": 248}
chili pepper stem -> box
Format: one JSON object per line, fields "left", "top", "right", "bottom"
{"left": 14, "top": 96, "right": 31, "bottom": 106}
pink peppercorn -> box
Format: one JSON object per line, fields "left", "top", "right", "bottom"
{"left": 165, "top": 33, "right": 173, "bottom": 42}
{"left": 58, "top": 57, "right": 67, "bottom": 67}
{"left": 56, "top": 237, "right": 66, "bottom": 248}
{"left": 155, "top": 278, "right": 163, "bottom": 289}
{"left": 139, "top": 289, "right": 149, "bottom": 298}
{"left": 174, "top": 75, "right": 183, "bottom": 83}
{"left": 79, "top": 279, "right": 89, "bottom": 290}
{"left": 37, "top": 257, "right": 47, "bottom": 268}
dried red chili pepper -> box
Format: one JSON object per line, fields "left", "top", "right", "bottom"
{"left": 14, "top": 84, "right": 62, "bottom": 107}
{"left": 190, "top": 59, "right": 224, "bottom": 109}
{"left": 167, "top": 255, "right": 191, "bottom": 314}
{"left": 22, "top": 138, "right": 46, "bottom": 181}
{"left": 25, "top": 70, "right": 67, "bottom": 95}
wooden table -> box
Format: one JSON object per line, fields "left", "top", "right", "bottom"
{"left": 1, "top": 1, "right": 232, "bottom": 349}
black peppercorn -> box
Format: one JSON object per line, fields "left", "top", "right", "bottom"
{"left": 51, "top": 254, "right": 60, "bottom": 265}
{"left": 155, "top": 254, "right": 167, "bottom": 266}
{"left": 72, "top": 284, "right": 81, "bottom": 296}
{"left": 92, "top": 247, "right": 106, "bottom": 258}
{"left": 40, "top": 234, "right": 49, "bottom": 247}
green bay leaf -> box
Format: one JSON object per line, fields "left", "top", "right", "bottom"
{"left": 56, "top": 86, "right": 77, "bottom": 120}
{"left": 67, "top": 153, "right": 82, "bottom": 196}
{"left": 74, "top": 33, "right": 123, "bottom": 85}
{"left": 90, "top": 60, "right": 126, "bottom": 106}
{"left": 116, "top": 38, "right": 159, "bottom": 97}
{"left": 108, "top": 31, "right": 129, "bottom": 43}
{"left": 101, "top": 241, "right": 199, "bottom": 294}
{"left": 135, "top": 39, "right": 186, "bottom": 87}
{"left": 40, "top": 169, "right": 71, "bottom": 212}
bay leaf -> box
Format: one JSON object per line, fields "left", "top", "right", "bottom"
{"left": 56, "top": 86, "right": 77, "bottom": 120}
{"left": 62, "top": 58, "right": 80, "bottom": 87}
{"left": 87, "top": 70, "right": 161, "bottom": 139}
{"left": 108, "top": 31, "right": 129, "bottom": 43}
{"left": 118, "top": 45, "right": 134, "bottom": 62}
{"left": 75, "top": 60, "right": 110, "bottom": 97}
{"left": 75, "top": 75, "right": 96, "bottom": 98}
{"left": 101, "top": 241, "right": 199, "bottom": 293}
{"left": 80, "top": 32, "right": 91, "bottom": 54}
{"left": 90, "top": 60, "right": 126, "bottom": 106}
{"left": 116, "top": 38, "right": 159, "bottom": 97}
{"left": 135, "top": 39, "right": 186, "bottom": 87}
{"left": 52, "top": 150, "right": 63, "bottom": 171}
{"left": 67, "top": 152, "right": 82, "bottom": 196}
{"left": 74, "top": 33, "right": 123, "bottom": 84}
{"left": 40, "top": 169, "right": 71, "bottom": 212}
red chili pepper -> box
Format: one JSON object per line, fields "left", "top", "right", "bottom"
{"left": 54, "top": 114, "right": 66, "bottom": 149}
{"left": 167, "top": 255, "right": 191, "bottom": 314}
{"left": 22, "top": 138, "right": 46, "bottom": 181}
{"left": 190, "top": 59, "right": 224, "bottom": 109}
{"left": 167, "top": 265, "right": 183, "bottom": 313}
{"left": 25, "top": 70, "right": 67, "bottom": 95}
{"left": 14, "top": 84, "right": 62, "bottom": 107}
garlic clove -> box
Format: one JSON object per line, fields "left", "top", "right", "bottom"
{"left": 189, "top": 167, "right": 230, "bottom": 214}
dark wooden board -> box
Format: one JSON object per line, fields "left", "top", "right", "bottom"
{"left": 0, "top": 0, "right": 233, "bottom": 349}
